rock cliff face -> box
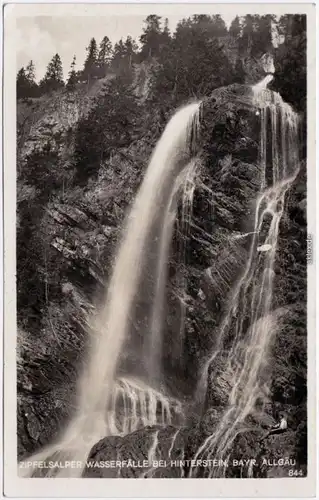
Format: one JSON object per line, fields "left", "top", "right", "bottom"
{"left": 19, "top": 89, "right": 85, "bottom": 158}
{"left": 17, "top": 70, "right": 306, "bottom": 478}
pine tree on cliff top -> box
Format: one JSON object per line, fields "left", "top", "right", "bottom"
{"left": 17, "top": 60, "right": 39, "bottom": 98}
{"left": 82, "top": 37, "right": 99, "bottom": 83}
{"left": 112, "top": 37, "right": 138, "bottom": 73}
{"left": 162, "top": 18, "right": 171, "bottom": 43}
{"left": 210, "top": 15, "right": 228, "bottom": 36}
{"left": 25, "top": 60, "right": 36, "bottom": 84}
{"left": 124, "top": 36, "right": 138, "bottom": 67}
{"left": 112, "top": 39, "right": 127, "bottom": 70}
{"left": 97, "top": 36, "right": 112, "bottom": 77}
{"left": 140, "top": 14, "right": 162, "bottom": 59}
{"left": 66, "top": 55, "right": 77, "bottom": 90}
{"left": 239, "top": 14, "right": 255, "bottom": 53}
{"left": 229, "top": 16, "right": 241, "bottom": 38}
{"left": 40, "top": 53, "right": 64, "bottom": 93}
{"left": 17, "top": 68, "right": 29, "bottom": 99}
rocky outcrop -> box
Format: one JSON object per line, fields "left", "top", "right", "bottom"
{"left": 83, "top": 426, "right": 189, "bottom": 478}
{"left": 17, "top": 76, "right": 113, "bottom": 162}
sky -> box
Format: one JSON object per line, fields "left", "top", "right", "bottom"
{"left": 16, "top": 14, "right": 235, "bottom": 82}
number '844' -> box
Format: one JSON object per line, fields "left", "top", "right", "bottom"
{"left": 288, "top": 470, "right": 304, "bottom": 477}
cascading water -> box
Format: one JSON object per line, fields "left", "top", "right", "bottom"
{"left": 107, "top": 377, "right": 183, "bottom": 436}
{"left": 20, "top": 102, "right": 201, "bottom": 478}
{"left": 145, "top": 157, "right": 199, "bottom": 380}
{"left": 139, "top": 430, "right": 160, "bottom": 478}
{"left": 174, "top": 158, "right": 199, "bottom": 360}
{"left": 189, "top": 78, "right": 300, "bottom": 478}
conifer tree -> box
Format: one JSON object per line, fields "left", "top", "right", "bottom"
{"left": 161, "top": 18, "right": 171, "bottom": 44}
{"left": 111, "top": 37, "right": 138, "bottom": 75}
{"left": 163, "top": 17, "right": 170, "bottom": 35}
{"left": 113, "top": 40, "right": 126, "bottom": 58}
{"left": 124, "top": 36, "right": 138, "bottom": 67}
{"left": 155, "top": 17, "right": 172, "bottom": 56}
{"left": 82, "top": 38, "right": 98, "bottom": 83}
{"left": 239, "top": 14, "right": 255, "bottom": 53}
{"left": 151, "top": 16, "right": 234, "bottom": 105}
{"left": 273, "top": 14, "right": 306, "bottom": 113}
{"left": 66, "top": 55, "right": 77, "bottom": 90}
{"left": 192, "top": 14, "right": 211, "bottom": 26}
{"left": 252, "top": 15, "right": 274, "bottom": 56}
{"left": 25, "top": 60, "right": 36, "bottom": 84}
{"left": 40, "top": 54, "right": 64, "bottom": 93}
{"left": 210, "top": 15, "right": 228, "bottom": 36}
{"left": 74, "top": 76, "right": 138, "bottom": 185}
{"left": 97, "top": 36, "right": 112, "bottom": 77}
{"left": 17, "top": 60, "right": 39, "bottom": 98}
{"left": 140, "top": 15, "right": 162, "bottom": 59}
{"left": 277, "top": 15, "right": 292, "bottom": 39}
{"left": 229, "top": 16, "right": 241, "bottom": 38}
{"left": 112, "top": 39, "right": 127, "bottom": 70}
{"left": 17, "top": 68, "right": 30, "bottom": 99}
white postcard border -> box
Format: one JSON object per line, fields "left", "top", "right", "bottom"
{"left": 3, "top": 2, "right": 317, "bottom": 497}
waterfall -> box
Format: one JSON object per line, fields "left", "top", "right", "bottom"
{"left": 80, "top": 101, "right": 200, "bottom": 411}
{"left": 20, "top": 102, "right": 201, "bottom": 478}
{"left": 107, "top": 377, "right": 183, "bottom": 436}
{"left": 260, "top": 53, "right": 275, "bottom": 75}
{"left": 145, "top": 161, "right": 197, "bottom": 381}
{"left": 175, "top": 158, "right": 199, "bottom": 360}
{"left": 190, "top": 84, "right": 300, "bottom": 478}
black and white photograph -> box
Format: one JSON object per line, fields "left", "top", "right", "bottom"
{"left": 2, "top": 2, "right": 317, "bottom": 497}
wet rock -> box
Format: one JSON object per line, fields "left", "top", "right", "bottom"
{"left": 83, "top": 426, "right": 188, "bottom": 478}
